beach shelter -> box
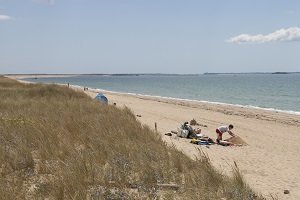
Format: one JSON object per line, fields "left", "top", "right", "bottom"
{"left": 95, "top": 93, "right": 108, "bottom": 104}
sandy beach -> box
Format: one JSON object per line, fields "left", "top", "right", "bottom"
{"left": 9, "top": 77, "right": 300, "bottom": 199}
{"left": 2, "top": 1, "right": 300, "bottom": 198}
{"left": 83, "top": 89, "right": 300, "bottom": 200}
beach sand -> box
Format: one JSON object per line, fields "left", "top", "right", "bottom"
{"left": 85, "top": 89, "right": 300, "bottom": 200}
{"left": 8, "top": 77, "right": 300, "bottom": 199}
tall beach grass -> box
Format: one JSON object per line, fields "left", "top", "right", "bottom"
{"left": 0, "top": 76, "right": 263, "bottom": 199}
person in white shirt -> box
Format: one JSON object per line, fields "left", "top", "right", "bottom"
{"left": 216, "top": 124, "right": 235, "bottom": 144}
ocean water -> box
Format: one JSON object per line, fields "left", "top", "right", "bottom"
{"left": 24, "top": 74, "right": 300, "bottom": 115}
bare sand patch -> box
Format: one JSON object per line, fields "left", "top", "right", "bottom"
{"left": 225, "top": 136, "right": 248, "bottom": 146}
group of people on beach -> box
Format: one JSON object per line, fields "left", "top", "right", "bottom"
{"left": 181, "top": 122, "right": 237, "bottom": 146}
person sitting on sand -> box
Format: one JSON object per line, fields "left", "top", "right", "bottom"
{"left": 180, "top": 122, "right": 201, "bottom": 139}
{"left": 216, "top": 124, "right": 235, "bottom": 145}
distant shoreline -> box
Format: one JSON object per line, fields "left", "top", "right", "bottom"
{"left": 3, "top": 71, "right": 300, "bottom": 78}
{"left": 203, "top": 72, "right": 300, "bottom": 75}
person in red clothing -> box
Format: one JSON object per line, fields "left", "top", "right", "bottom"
{"left": 216, "top": 124, "right": 235, "bottom": 144}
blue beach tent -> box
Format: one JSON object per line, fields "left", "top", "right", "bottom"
{"left": 95, "top": 93, "right": 108, "bottom": 104}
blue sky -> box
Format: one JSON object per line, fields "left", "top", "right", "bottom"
{"left": 0, "top": 0, "right": 300, "bottom": 74}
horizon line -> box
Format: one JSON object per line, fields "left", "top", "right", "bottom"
{"left": 2, "top": 72, "right": 300, "bottom": 76}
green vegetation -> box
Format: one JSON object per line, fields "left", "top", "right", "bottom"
{"left": 0, "top": 76, "right": 262, "bottom": 199}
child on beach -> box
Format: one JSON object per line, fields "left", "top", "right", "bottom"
{"left": 216, "top": 124, "right": 235, "bottom": 145}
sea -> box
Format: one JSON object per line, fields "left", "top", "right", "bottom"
{"left": 24, "top": 73, "right": 300, "bottom": 115}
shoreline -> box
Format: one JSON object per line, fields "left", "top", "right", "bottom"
{"left": 7, "top": 75, "right": 300, "bottom": 199}
{"left": 13, "top": 74, "right": 300, "bottom": 117}
{"left": 95, "top": 89, "right": 300, "bottom": 116}
{"left": 81, "top": 86, "right": 300, "bottom": 126}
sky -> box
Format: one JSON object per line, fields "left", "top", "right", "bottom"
{"left": 0, "top": 0, "right": 300, "bottom": 74}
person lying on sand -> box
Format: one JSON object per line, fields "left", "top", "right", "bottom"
{"left": 216, "top": 124, "right": 235, "bottom": 145}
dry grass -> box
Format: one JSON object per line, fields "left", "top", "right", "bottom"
{"left": 0, "top": 76, "right": 264, "bottom": 199}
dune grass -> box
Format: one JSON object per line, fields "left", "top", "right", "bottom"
{"left": 0, "top": 76, "right": 263, "bottom": 199}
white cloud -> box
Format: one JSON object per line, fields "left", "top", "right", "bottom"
{"left": 0, "top": 14, "right": 12, "bottom": 21}
{"left": 227, "top": 27, "right": 300, "bottom": 44}
{"left": 32, "top": 0, "right": 55, "bottom": 5}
